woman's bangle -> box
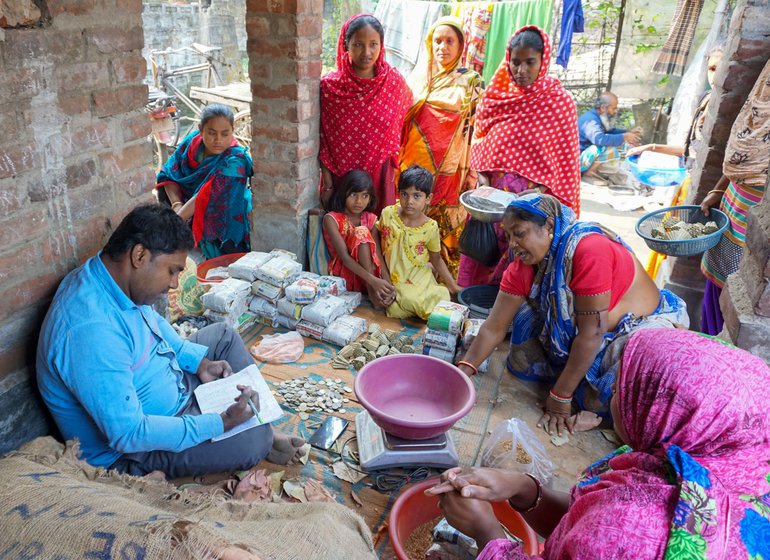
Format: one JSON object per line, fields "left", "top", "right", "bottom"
{"left": 456, "top": 360, "right": 478, "bottom": 376}
{"left": 171, "top": 201, "right": 183, "bottom": 209}
{"left": 510, "top": 473, "right": 543, "bottom": 513}
{"left": 707, "top": 189, "right": 726, "bottom": 196}
{"left": 549, "top": 389, "right": 573, "bottom": 404}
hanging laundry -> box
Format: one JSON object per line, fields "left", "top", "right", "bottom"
{"left": 462, "top": 3, "right": 493, "bottom": 75}
{"left": 555, "top": 0, "right": 584, "bottom": 68}
{"left": 482, "top": 0, "right": 554, "bottom": 85}
{"left": 375, "top": 0, "right": 446, "bottom": 76}
{"left": 652, "top": 0, "right": 705, "bottom": 76}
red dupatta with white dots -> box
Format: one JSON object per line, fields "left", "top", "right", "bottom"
{"left": 469, "top": 26, "right": 581, "bottom": 215}
{"left": 319, "top": 15, "right": 412, "bottom": 186}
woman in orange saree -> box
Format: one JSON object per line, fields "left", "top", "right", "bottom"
{"left": 398, "top": 16, "right": 483, "bottom": 277}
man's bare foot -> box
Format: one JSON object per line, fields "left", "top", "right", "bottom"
{"left": 267, "top": 432, "right": 306, "bottom": 465}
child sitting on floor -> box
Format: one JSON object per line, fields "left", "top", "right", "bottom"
{"left": 322, "top": 169, "right": 396, "bottom": 308}
{"left": 374, "top": 164, "right": 461, "bottom": 320}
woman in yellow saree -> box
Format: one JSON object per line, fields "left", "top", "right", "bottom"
{"left": 398, "top": 16, "right": 483, "bottom": 277}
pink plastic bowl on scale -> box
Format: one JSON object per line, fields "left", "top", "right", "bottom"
{"left": 354, "top": 354, "right": 476, "bottom": 440}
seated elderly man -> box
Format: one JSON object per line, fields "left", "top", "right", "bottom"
{"left": 578, "top": 91, "right": 643, "bottom": 186}
{"left": 37, "top": 204, "right": 304, "bottom": 479}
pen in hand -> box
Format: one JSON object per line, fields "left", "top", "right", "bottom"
{"left": 248, "top": 398, "right": 263, "bottom": 424}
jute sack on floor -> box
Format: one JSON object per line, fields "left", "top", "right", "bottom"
{"left": 0, "top": 437, "right": 376, "bottom": 560}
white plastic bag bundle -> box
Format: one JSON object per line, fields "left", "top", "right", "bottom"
{"left": 201, "top": 278, "right": 251, "bottom": 313}
{"left": 338, "top": 291, "right": 362, "bottom": 314}
{"left": 300, "top": 295, "right": 347, "bottom": 326}
{"left": 424, "top": 329, "right": 458, "bottom": 352}
{"left": 270, "top": 248, "right": 297, "bottom": 261}
{"left": 318, "top": 275, "right": 347, "bottom": 296}
{"left": 276, "top": 313, "right": 300, "bottom": 330}
{"left": 254, "top": 256, "right": 302, "bottom": 288}
{"left": 285, "top": 278, "right": 320, "bottom": 304}
{"left": 322, "top": 314, "right": 367, "bottom": 346}
{"left": 228, "top": 252, "right": 273, "bottom": 281}
{"left": 461, "top": 318, "right": 485, "bottom": 349}
{"left": 248, "top": 296, "right": 278, "bottom": 327}
{"left": 296, "top": 320, "right": 324, "bottom": 340}
{"left": 251, "top": 279, "right": 284, "bottom": 304}
{"left": 481, "top": 418, "right": 554, "bottom": 485}
{"left": 250, "top": 331, "right": 304, "bottom": 363}
{"left": 276, "top": 297, "right": 304, "bottom": 320}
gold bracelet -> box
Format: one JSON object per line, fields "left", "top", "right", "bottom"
{"left": 171, "top": 201, "right": 183, "bottom": 208}
{"left": 707, "top": 189, "right": 726, "bottom": 196}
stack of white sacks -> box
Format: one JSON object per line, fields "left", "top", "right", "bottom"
{"left": 202, "top": 251, "right": 365, "bottom": 346}
{"left": 422, "top": 301, "right": 469, "bottom": 363}
{"left": 421, "top": 301, "right": 490, "bottom": 373}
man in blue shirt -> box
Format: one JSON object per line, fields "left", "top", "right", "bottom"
{"left": 578, "top": 91, "right": 643, "bottom": 186}
{"left": 37, "top": 204, "right": 305, "bottom": 478}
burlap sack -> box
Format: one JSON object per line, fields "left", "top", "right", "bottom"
{"left": 0, "top": 438, "right": 376, "bottom": 560}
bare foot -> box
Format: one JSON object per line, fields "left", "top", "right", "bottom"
{"left": 267, "top": 432, "right": 306, "bottom": 465}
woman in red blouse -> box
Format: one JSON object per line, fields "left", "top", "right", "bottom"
{"left": 457, "top": 194, "right": 688, "bottom": 435}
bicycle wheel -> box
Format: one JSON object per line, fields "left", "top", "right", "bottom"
{"left": 233, "top": 110, "right": 252, "bottom": 149}
{"left": 150, "top": 135, "right": 170, "bottom": 174}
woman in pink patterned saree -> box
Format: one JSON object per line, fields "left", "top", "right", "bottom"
{"left": 428, "top": 328, "right": 770, "bottom": 559}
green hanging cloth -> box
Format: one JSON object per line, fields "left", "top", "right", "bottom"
{"left": 482, "top": 0, "right": 554, "bottom": 85}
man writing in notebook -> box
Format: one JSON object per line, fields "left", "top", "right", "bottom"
{"left": 37, "top": 204, "right": 305, "bottom": 478}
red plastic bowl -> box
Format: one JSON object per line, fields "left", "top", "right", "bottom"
{"left": 196, "top": 253, "right": 246, "bottom": 284}
{"left": 389, "top": 479, "right": 539, "bottom": 559}
{"left": 354, "top": 354, "right": 475, "bottom": 440}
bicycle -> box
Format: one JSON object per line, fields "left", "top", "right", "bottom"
{"left": 149, "top": 43, "right": 226, "bottom": 146}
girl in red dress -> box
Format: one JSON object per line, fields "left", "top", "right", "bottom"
{"left": 322, "top": 170, "right": 395, "bottom": 308}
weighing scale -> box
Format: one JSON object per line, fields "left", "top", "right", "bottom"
{"left": 355, "top": 409, "right": 459, "bottom": 470}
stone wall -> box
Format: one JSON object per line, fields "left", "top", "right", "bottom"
{"left": 663, "top": 0, "right": 770, "bottom": 330}
{"left": 0, "top": 0, "right": 153, "bottom": 453}
{"left": 245, "top": 0, "right": 322, "bottom": 260}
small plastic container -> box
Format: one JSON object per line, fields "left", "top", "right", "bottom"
{"left": 196, "top": 252, "right": 246, "bottom": 284}
{"left": 458, "top": 285, "right": 500, "bottom": 320}
{"left": 627, "top": 154, "right": 687, "bottom": 187}
{"left": 389, "top": 479, "right": 539, "bottom": 560}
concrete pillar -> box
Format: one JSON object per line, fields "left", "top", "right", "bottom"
{"left": 245, "top": 0, "right": 323, "bottom": 263}
{"left": 665, "top": 0, "right": 770, "bottom": 328}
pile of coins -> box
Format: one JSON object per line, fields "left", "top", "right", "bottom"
{"left": 333, "top": 323, "right": 420, "bottom": 371}
{"left": 275, "top": 376, "right": 353, "bottom": 419}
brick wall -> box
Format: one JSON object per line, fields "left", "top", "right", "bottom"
{"left": 664, "top": 0, "right": 770, "bottom": 330}
{"left": 245, "top": 0, "right": 322, "bottom": 260}
{"left": 0, "top": 0, "right": 153, "bottom": 453}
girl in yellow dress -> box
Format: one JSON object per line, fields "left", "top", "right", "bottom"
{"left": 374, "top": 165, "right": 461, "bottom": 320}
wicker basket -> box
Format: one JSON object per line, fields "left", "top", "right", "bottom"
{"left": 635, "top": 205, "right": 728, "bottom": 257}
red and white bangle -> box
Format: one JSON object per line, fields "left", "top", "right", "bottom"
{"left": 456, "top": 360, "right": 478, "bottom": 376}
{"left": 548, "top": 389, "right": 573, "bottom": 404}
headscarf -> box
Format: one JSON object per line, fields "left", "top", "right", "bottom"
{"left": 506, "top": 194, "right": 690, "bottom": 409}
{"left": 157, "top": 131, "right": 252, "bottom": 249}
{"left": 470, "top": 26, "right": 581, "bottom": 215}
{"left": 540, "top": 329, "right": 770, "bottom": 559}
{"left": 319, "top": 14, "right": 412, "bottom": 179}
{"left": 400, "top": 16, "right": 483, "bottom": 205}
{"left": 722, "top": 57, "right": 770, "bottom": 188}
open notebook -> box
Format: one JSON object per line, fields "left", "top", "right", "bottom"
{"left": 193, "top": 364, "right": 283, "bottom": 441}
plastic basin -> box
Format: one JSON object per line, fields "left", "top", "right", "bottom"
{"left": 627, "top": 154, "right": 686, "bottom": 187}
{"left": 354, "top": 354, "right": 475, "bottom": 440}
{"left": 196, "top": 253, "right": 246, "bottom": 284}
{"left": 389, "top": 479, "right": 539, "bottom": 559}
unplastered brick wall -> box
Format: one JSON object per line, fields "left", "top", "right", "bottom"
{"left": 0, "top": 0, "right": 153, "bottom": 452}
{"left": 664, "top": 0, "right": 770, "bottom": 332}
{"left": 245, "top": 0, "right": 322, "bottom": 260}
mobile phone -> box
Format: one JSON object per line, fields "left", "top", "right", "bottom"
{"left": 308, "top": 416, "right": 349, "bottom": 450}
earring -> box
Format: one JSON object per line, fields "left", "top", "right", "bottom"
{"left": 549, "top": 233, "right": 553, "bottom": 240}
